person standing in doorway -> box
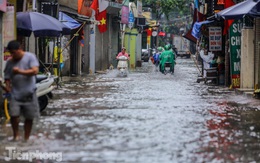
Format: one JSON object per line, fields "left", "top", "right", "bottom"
{"left": 199, "top": 47, "right": 214, "bottom": 78}
{"left": 4, "top": 40, "right": 40, "bottom": 141}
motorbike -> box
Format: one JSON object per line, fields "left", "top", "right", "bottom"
{"left": 163, "top": 62, "right": 174, "bottom": 75}
{"left": 36, "top": 72, "right": 56, "bottom": 112}
{"left": 0, "top": 72, "right": 56, "bottom": 119}
{"left": 117, "top": 56, "right": 129, "bottom": 77}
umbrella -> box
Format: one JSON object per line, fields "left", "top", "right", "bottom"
{"left": 17, "top": 12, "right": 71, "bottom": 37}
{"left": 249, "top": 0, "right": 260, "bottom": 16}
{"left": 215, "top": 0, "right": 260, "bottom": 20}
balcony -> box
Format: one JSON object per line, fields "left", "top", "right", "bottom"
{"left": 107, "top": 1, "right": 123, "bottom": 15}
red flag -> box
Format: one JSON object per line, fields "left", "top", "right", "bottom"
{"left": 97, "top": 10, "right": 107, "bottom": 33}
{"left": 223, "top": 0, "right": 235, "bottom": 35}
{"left": 90, "top": 0, "right": 107, "bottom": 33}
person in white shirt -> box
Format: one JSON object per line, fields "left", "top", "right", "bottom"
{"left": 199, "top": 47, "right": 214, "bottom": 78}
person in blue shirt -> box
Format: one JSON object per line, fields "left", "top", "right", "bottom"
{"left": 153, "top": 47, "right": 163, "bottom": 67}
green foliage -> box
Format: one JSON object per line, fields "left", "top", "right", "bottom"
{"left": 143, "top": 0, "right": 190, "bottom": 20}
{"left": 142, "top": 0, "right": 192, "bottom": 36}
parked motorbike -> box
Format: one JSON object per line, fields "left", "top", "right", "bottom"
{"left": 36, "top": 72, "right": 56, "bottom": 111}
{"left": 117, "top": 56, "right": 129, "bottom": 77}
{"left": 0, "top": 72, "right": 56, "bottom": 119}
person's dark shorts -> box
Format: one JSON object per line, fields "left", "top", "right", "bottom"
{"left": 9, "top": 92, "right": 40, "bottom": 119}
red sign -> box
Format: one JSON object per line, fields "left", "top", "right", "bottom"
{"left": 0, "top": 0, "right": 6, "bottom": 12}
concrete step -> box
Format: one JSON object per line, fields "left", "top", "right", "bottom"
{"left": 235, "top": 88, "right": 254, "bottom": 97}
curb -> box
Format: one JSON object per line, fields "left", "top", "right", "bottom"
{"left": 235, "top": 88, "right": 254, "bottom": 98}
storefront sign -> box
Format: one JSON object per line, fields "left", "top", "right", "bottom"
{"left": 229, "top": 19, "right": 243, "bottom": 88}
{"left": 128, "top": 11, "right": 134, "bottom": 28}
{"left": 0, "top": 0, "right": 6, "bottom": 12}
{"left": 209, "top": 27, "right": 222, "bottom": 51}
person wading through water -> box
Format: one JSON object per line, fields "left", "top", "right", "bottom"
{"left": 4, "top": 40, "right": 40, "bottom": 141}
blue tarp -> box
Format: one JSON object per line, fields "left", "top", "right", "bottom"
{"left": 59, "top": 12, "right": 81, "bottom": 29}
{"left": 215, "top": 0, "right": 260, "bottom": 20}
{"left": 191, "top": 20, "right": 214, "bottom": 40}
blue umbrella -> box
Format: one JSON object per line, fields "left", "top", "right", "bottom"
{"left": 249, "top": 0, "right": 260, "bottom": 16}
{"left": 17, "top": 12, "right": 71, "bottom": 37}
{"left": 215, "top": 0, "right": 260, "bottom": 20}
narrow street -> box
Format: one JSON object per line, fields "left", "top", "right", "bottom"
{"left": 1, "top": 58, "right": 260, "bottom": 163}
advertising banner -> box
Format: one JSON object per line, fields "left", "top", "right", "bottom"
{"left": 229, "top": 19, "right": 243, "bottom": 88}
{"left": 121, "top": 6, "right": 129, "bottom": 24}
{"left": 209, "top": 27, "right": 222, "bottom": 51}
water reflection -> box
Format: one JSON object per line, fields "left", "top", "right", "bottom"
{"left": 196, "top": 101, "right": 260, "bottom": 162}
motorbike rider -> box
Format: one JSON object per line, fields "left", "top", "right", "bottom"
{"left": 116, "top": 47, "right": 129, "bottom": 70}
{"left": 116, "top": 47, "right": 129, "bottom": 60}
{"left": 153, "top": 47, "right": 163, "bottom": 67}
{"left": 159, "top": 44, "right": 175, "bottom": 73}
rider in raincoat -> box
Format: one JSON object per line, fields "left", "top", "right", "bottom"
{"left": 159, "top": 44, "right": 175, "bottom": 73}
{"left": 153, "top": 47, "right": 163, "bottom": 67}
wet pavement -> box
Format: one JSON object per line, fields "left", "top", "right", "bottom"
{"left": 1, "top": 58, "right": 260, "bottom": 163}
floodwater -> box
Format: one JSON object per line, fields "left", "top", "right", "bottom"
{"left": 1, "top": 58, "right": 260, "bottom": 163}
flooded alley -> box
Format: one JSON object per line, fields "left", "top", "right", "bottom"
{"left": 1, "top": 58, "right": 260, "bottom": 163}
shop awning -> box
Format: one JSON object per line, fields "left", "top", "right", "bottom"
{"left": 59, "top": 12, "right": 81, "bottom": 29}
{"left": 183, "top": 28, "right": 197, "bottom": 43}
{"left": 215, "top": 0, "right": 260, "bottom": 20}
{"left": 191, "top": 20, "right": 214, "bottom": 39}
